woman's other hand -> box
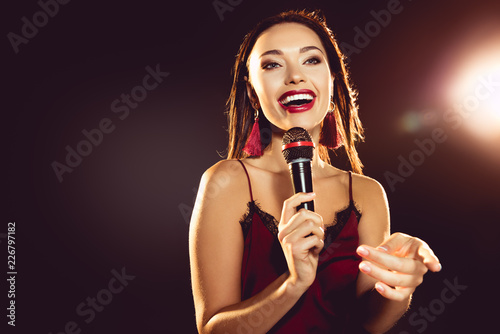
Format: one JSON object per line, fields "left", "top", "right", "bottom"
{"left": 356, "top": 232, "right": 441, "bottom": 301}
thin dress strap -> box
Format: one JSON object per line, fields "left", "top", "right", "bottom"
{"left": 348, "top": 171, "right": 353, "bottom": 203}
{"left": 237, "top": 160, "right": 254, "bottom": 202}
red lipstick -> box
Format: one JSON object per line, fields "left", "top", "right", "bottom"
{"left": 278, "top": 89, "right": 317, "bottom": 113}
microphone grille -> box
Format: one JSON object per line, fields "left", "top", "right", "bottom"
{"left": 282, "top": 127, "right": 314, "bottom": 164}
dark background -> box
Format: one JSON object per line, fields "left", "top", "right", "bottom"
{"left": 3, "top": 0, "right": 500, "bottom": 333}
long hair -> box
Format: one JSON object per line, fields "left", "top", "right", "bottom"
{"left": 225, "top": 9, "right": 365, "bottom": 174}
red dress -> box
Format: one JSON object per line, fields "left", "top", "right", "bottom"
{"left": 237, "top": 160, "right": 364, "bottom": 333}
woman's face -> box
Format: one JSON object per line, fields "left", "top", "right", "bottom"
{"left": 247, "top": 22, "right": 334, "bottom": 134}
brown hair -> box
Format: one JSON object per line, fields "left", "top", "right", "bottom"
{"left": 225, "top": 9, "right": 365, "bottom": 174}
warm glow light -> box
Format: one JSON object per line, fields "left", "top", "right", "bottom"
{"left": 447, "top": 43, "right": 500, "bottom": 140}
{"left": 398, "top": 109, "right": 439, "bottom": 134}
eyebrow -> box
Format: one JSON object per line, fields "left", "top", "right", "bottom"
{"left": 259, "top": 45, "right": 324, "bottom": 58}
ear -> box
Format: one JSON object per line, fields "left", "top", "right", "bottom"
{"left": 244, "top": 76, "right": 260, "bottom": 109}
{"left": 330, "top": 74, "right": 336, "bottom": 104}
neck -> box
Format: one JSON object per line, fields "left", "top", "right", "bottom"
{"left": 253, "top": 124, "right": 327, "bottom": 174}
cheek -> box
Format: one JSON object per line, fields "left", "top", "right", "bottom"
{"left": 253, "top": 73, "right": 281, "bottom": 104}
{"left": 315, "top": 73, "right": 333, "bottom": 100}
{"left": 319, "top": 69, "right": 333, "bottom": 92}
{"left": 308, "top": 64, "right": 332, "bottom": 91}
{"left": 315, "top": 74, "right": 333, "bottom": 113}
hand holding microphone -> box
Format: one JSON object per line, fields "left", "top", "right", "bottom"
{"left": 278, "top": 127, "right": 324, "bottom": 291}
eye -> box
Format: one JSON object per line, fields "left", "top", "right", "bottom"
{"left": 262, "top": 62, "right": 281, "bottom": 70}
{"left": 304, "top": 57, "right": 321, "bottom": 65}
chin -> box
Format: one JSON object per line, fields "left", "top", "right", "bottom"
{"left": 267, "top": 110, "right": 323, "bottom": 133}
{"left": 282, "top": 120, "right": 321, "bottom": 133}
{"left": 289, "top": 114, "right": 323, "bottom": 131}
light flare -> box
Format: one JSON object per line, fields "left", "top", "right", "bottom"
{"left": 447, "top": 44, "right": 500, "bottom": 140}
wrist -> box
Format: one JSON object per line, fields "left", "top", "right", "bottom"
{"left": 283, "top": 273, "right": 309, "bottom": 298}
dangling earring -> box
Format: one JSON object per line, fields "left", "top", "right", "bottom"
{"left": 319, "top": 103, "right": 342, "bottom": 149}
{"left": 243, "top": 103, "right": 263, "bottom": 156}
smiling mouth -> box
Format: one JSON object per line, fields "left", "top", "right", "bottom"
{"left": 278, "top": 90, "right": 317, "bottom": 113}
{"left": 280, "top": 93, "right": 315, "bottom": 107}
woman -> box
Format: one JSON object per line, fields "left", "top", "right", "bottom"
{"left": 189, "top": 10, "right": 441, "bottom": 333}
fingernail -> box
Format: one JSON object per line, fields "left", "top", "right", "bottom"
{"left": 308, "top": 192, "right": 316, "bottom": 196}
{"left": 375, "top": 283, "right": 385, "bottom": 293}
{"left": 377, "top": 246, "right": 389, "bottom": 252}
{"left": 436, "top": 263, "right": 442, "bottom": 271}
{"left": 357, "top": 246, "right": 369, "bottom": 256}
{"left": 359, "top": 262, "right": 371, "bottom": 273}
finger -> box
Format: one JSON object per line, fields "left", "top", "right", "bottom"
{"left": 399, "top": 238, "right": 442, "bottom": 272}
{"left": 358, "top": 260, "right": 423, "bottom": 288}
{"left": 278, "top": 210, "right": 323, "bottom": 241}
{"left": 375, "top": 232, "right": 413, "bottom": 256}
{"left": 282, "top": 231, "right": 323, "bottom": 259}
{"left": 373, "top": 282, "right": 413, "bottom": 302}
{"left": 357, "top": 245, "right": 427, "bottom": 276}
{"left": 417, "top": 243, "right": 442, "bottom": 272}
{"left": 288, "top": 232, "right": 324, "bottom": 257}
{"left": 280, "top": 192, "right": 316, "bottom": 225}
{"left": 280, "top": 210, "right": 323, "bottom": 237}
{"left": 281, "top": 221, "right": 325, "bottom": 245}
{"left": 377, "top": 233, "right": 442, "bottom": 272}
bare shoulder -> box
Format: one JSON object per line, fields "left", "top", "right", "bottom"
{"left": 194, "top": 159, "right": 251, "bottom": 223}
{"left": 200, "top": 159, "right": 249, "bottom": 200}
{"left": 350, "top": 173, "right": 389, "bottom": 212}
{"left": 351, "top": 173, "right": 387, "bottom": 195}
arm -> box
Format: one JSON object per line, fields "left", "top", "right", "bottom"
{"left": 189, "top": 161, "right": 324, "bottom": 333}
{"left": 353, "top": 177, "right": 441, "bottom": 334}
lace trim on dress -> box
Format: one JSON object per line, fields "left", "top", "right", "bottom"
{"left": 239, "top": 200, "right": 361, "bottom": 245}
{"left": 322, "top": 201, "right": 361, "bottom": 251}
{"left": 239, "top": 201, "right": 278, "bottom": 239}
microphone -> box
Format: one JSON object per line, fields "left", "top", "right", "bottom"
{"left": 281, "top": 127, "right": 315, "bottom": 211}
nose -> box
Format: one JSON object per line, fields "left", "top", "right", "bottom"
{"left": 285, "top": 63, "right": 306, "bottom": 85}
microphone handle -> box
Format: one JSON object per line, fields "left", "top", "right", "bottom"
{"left": 289, "top": 160, "right": 314, "bottom": 212}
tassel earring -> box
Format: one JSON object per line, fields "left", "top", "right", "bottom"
{"left": 243, "top": 103, "right": 263, "bottom": 156}
{"left": 319, "top": 104, "right": 342, "bottom": 149}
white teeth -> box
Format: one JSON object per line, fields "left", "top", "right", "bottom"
{"left": 280, "top": 93, "right": 314, "bottom": 105}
